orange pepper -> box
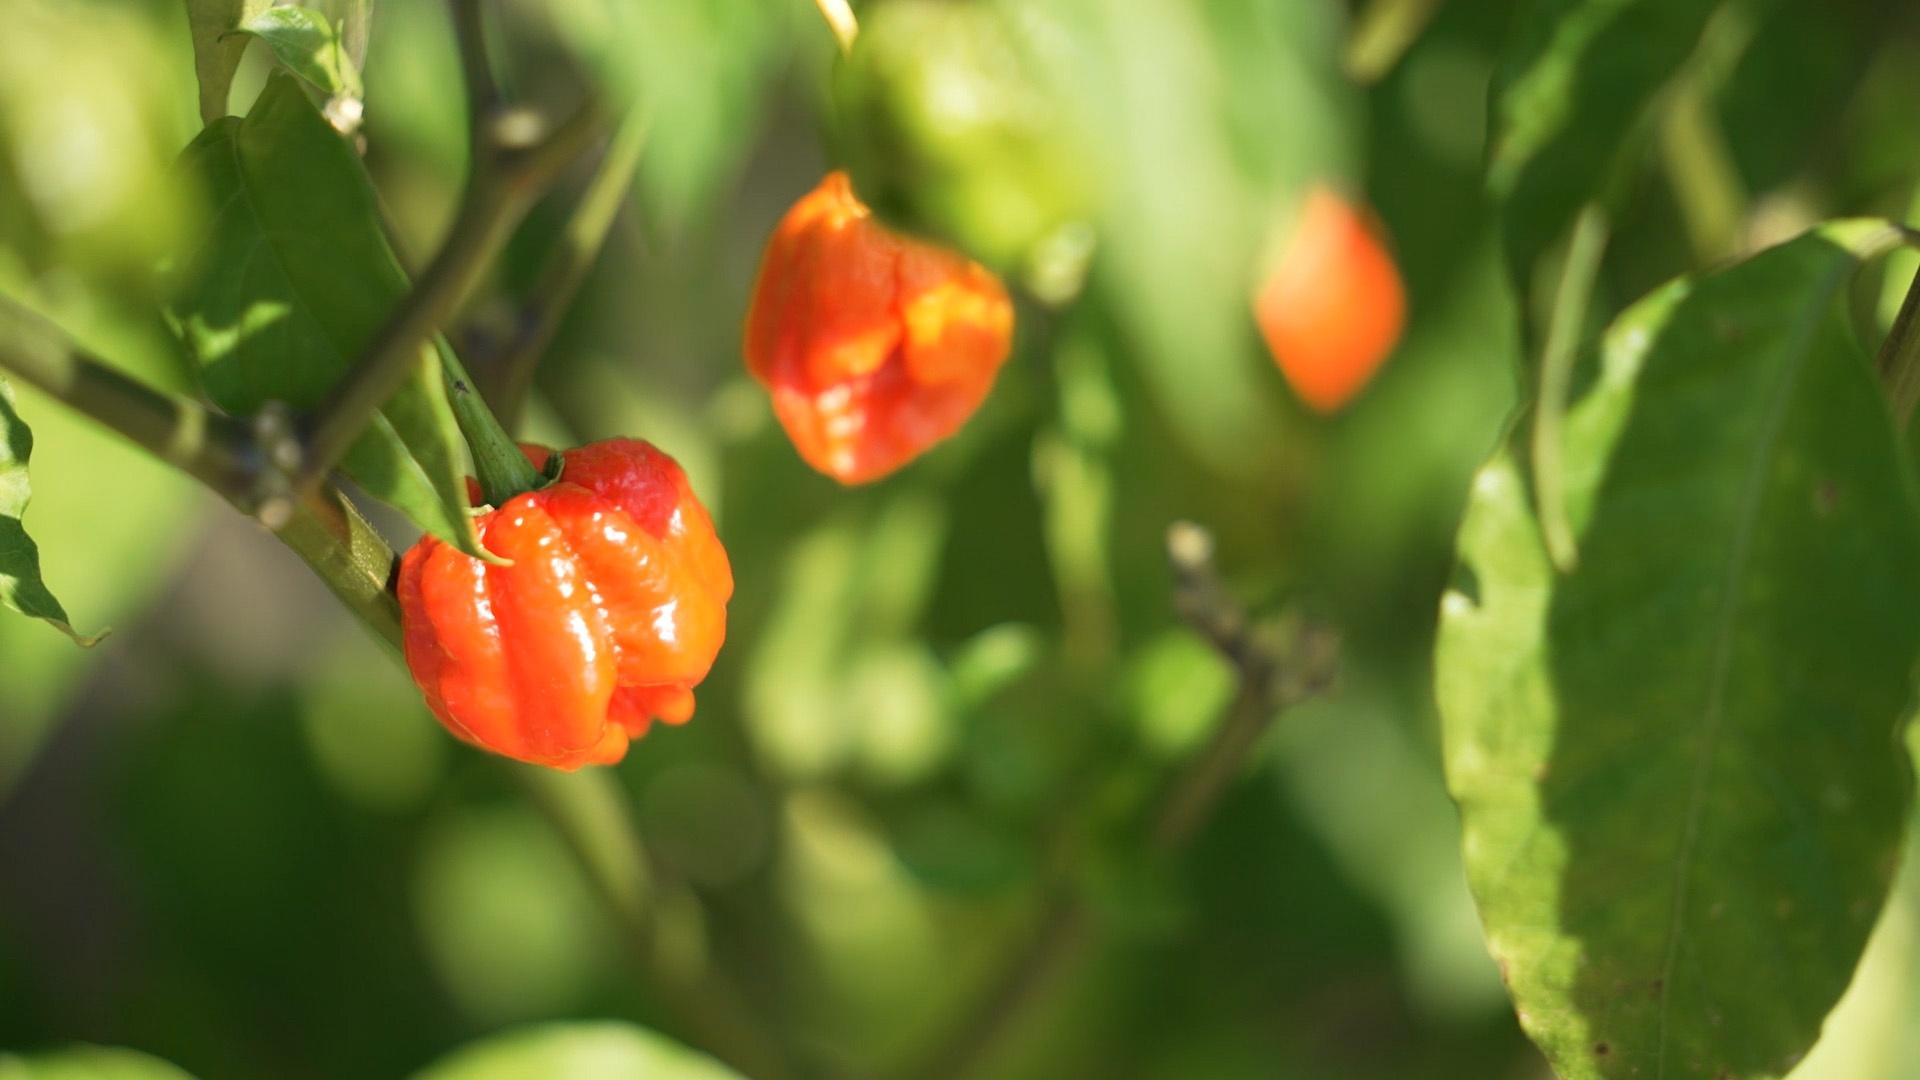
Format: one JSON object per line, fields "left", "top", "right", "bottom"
{"left": 1254, "top": 187, "right": 1406, "bottom": 413}
{"left": 397, "top": 439, "right": 732, "bottom": 770}
{"left": 744, "top": 171, "right": 1014, "bottom": 483}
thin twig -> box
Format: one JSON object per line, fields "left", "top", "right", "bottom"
{"left": 896, "top": 522, "right": 1337, "bottom": 1080}
{"left": 1153, "top": 524, "right": 1339, "bottom": 850}
{"left": 477, "top": 108, "right": 652, "bottom": 429}
{"left": 450, "top": 0, "right": 503, "bottom": 129}
{"left": 291, "top": 0, "right": 608, "bottom": 497}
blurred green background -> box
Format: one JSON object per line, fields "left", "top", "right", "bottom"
{"left": 4, "top": 1, "right": 1920, "bottom": 1077}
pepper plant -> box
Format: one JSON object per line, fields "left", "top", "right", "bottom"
{"left": 4, "top": 1, "right": 1920, "bottom": 1079}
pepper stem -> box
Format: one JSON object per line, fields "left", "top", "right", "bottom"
{"left": 441, "top": 344, "right": 542, "bottom": 506}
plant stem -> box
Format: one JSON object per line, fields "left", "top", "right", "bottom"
{"left": 450, "top": 0, "right": 504, "bottom": 127}
{"left": 1153, "top": 525, "right": 1338, "bottom": 847}
{"left": 292, "top": 0, "right": 607, "bottom": 498}
{"left": 278, "top": 487, "right": 407, "bottom": 653}
{"left": 0, "top": 298, "right": 407, "bottom": 649}
{"left": 441, "top": 345, "right": 540, "bottom": 505}
{"left": 478, "top": 109, "right": 651, "bottom": 430}
{"left": 899, "top": 523, "right": 1337, "bottom": 1080}
{"left": 0, "top": 300, "right": 258, "bottom": 503}
{"left": 1531, "top": 202, "right": 1609, "bottom": 573}
{"left": 1658, "top": 75, "right": 1746, "bottom": 264}
{"left": 1877, "top": 261, "right": 1920, "bottom": 430}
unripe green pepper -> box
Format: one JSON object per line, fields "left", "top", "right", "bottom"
{"left": 831, "top": 0, "right": 1095, "bottom": 278}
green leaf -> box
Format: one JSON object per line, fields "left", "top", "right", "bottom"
{"left": 165, "top": 72, "right": 484, "bottom": 558}
{"left": 228, "top": 6, "right": 365, "bottom": 100}
{"left": 0, "top": 1045, "right": 195, "bottom": 1080}
{"left": 1437, "top": 223, "right": 1920, "bottom": 1079}
{"left": 412, "top": 1022, "right": 742, "bottom": 1080}
{"left": 0, "top": 371, "right": 197, "bottom": 797}
{"left": 311, "top": 0, "right": 371, "bottom": 72}
{"left": 0, "top": 377, "right": 98, "bottom": 645}
{"left": 1487, "top": 0, "right": 1721, "bottom": 281}
{"left": 184, "top": 0, "right": 270, "bottom": 124}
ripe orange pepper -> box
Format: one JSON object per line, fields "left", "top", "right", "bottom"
{"left": 397, "top": 439, "right": 732, "bottom": 770}
{"left": 744, "top": 171, "right": 1014, "bottom": 484}
{"left": 1254, "top": 187, "right": 1406, "bottom": 413}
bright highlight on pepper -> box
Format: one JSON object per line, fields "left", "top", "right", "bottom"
{"left": 397, "top": 439, "right": 732, "bottom": 770}
{"left": 744, "top": 170, "right": 1015, "bottom": 485}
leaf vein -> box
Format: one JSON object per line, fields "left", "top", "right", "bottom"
{"left": 1649, "top": 256, "right": 1852, "bottom": 1076}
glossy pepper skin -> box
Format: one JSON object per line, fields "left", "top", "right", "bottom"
{"left": 1253, "top": 187, "right": 1406, "bottom": 413}
{"left": 397, "top": 439, "right": 732, "bottom": 770}
{"left": 744, "top": 170, "right": 1014, "bottom": 484}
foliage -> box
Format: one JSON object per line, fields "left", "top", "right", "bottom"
{"left": 1, "top": 1, "right": 1920, "bottom": 1079}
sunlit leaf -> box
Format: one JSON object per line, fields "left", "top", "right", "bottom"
{"left": 1437, "top": 222, "right": 1920, "bottom": 1078}
{"left": 0, "top": 377, "right": 97, "bottom": 645}
{"left": 0, "top": 1045, "right": 195, "bottom": 1080}
{"left": 0, "top": 374, "right": 197, "bottom": 796}
{"left": 230, "top": 6, "right": 365, "bottom": 101}
{"left": 165, "top": 72, "right": 483, "bottom": 558}
{"left": 412, "top": 1022, "right": 741, "bottom": 1080}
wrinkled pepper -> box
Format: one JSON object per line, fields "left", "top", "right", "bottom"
{"left": 398, "top": 439, "right": 732, "bottom": 769}
{"left": 745, "top": 170, "right": 1014, "bottom": 484}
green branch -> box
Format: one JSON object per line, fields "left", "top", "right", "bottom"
{"left": 0, "top": 299, "right": 263, "bottom": 509}
{"left": 477, "top": 108, "right": 651, "bottom": 430}
{"left": 292, "top": 0, "right": 607, "bottom": 499}
{"left": 0, "top": 296, "right": 404, "bottom": 650}
{"left": 278, "top": 486, "right": 406, "bottom": 652}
